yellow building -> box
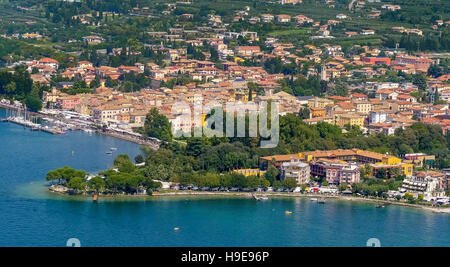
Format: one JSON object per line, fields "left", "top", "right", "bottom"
{"left": 308, "top": 97, "right": 334, "bottom": 108}
{"left": 354, "top": 101, "right": 373, "bottom": 114}
{"left": 382, "top": 156, "right": 402, "bottom": 165}
{"left": 233, "top": 169, "right": 266, "bottom": 177}
{"left": 234, "top": 57, "right": 245, "bottom": 63}
{"left": 201, "top": 113, "right": 207, "bottom": 127}
{"left": 402, "top": 164, "right": 414, "bottom": 176}
{"left": 297, "top": 149, "right": 386, "bottom": 164}
{"left": 336, "top": 114, "right": 365, "bottom": 128}
{"left": 43, "top": 88, "right": 63, "bottom": 105}
{"left": 234, "top": 91, "right": 256, "bottom": 103}
{"left": 75, "top": 104, "right": 93, "bottom": 116}
{"left": 310, "top": 107, "right": 327, "bottom": 118}
{"left": 373, "top": 163, "right": 414, "bottom": 177}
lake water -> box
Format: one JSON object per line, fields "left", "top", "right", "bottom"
{"left": 0, "top": 108, "right": 449, "bottom": 247}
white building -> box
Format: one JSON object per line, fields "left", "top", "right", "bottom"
{"left": 370, "top": 110, "right": 389, "bottom": 124}
{"left": 281, "top": 160, "right": 311, "bottom": 185}
{"left": 400, "top": 176, "right": 441, "bottom": 198}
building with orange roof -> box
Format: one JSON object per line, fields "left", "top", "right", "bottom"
{"left": 393, "top": 55, "right": 433, "bottom": 73}
{"left": 437, "top": 75, "right": 450, "bottom": 82}
{"left": 38, "top": 57, "right": 59, "bottom": 69}
{"left": 310, "top": 107, "right": 327, "bottom": 118}
{"left": 276, "top": 14, "right": 291, "bottom": 23}
{"left": 235, "top": 46, "right": 262, "bottom": 57}
{"left": 351, "top": 93, "right": 368, "bottom": 101}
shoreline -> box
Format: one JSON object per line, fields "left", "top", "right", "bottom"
{"left": 47, "top": 187, "right": 450, "bottom": 214}
{"left": 1, "top": 105, "right": 159, "bottom": 148}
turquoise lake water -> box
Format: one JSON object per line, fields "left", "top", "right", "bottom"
{"left": 0, "top": 108, "right": 449, "bottom": 247}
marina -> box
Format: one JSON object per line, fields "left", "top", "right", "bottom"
{"left": 2, "top": 116, "right": 66, "bottom": 135}
{"left": 0, "top": 106, "right": 66, "bottom": 135}
{"left": 0, "top": 103, "right": 161, "bottom": 149}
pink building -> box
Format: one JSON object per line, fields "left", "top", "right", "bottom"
{"left": 56, "top": 96, "right": 81, "bottom": 110}
{"left": 310, "top": 161, "right": 360, "bottom": 185}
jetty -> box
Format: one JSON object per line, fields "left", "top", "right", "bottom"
{"left": 3, "top": 117, "right": 65, "bottom": 135}
{"left": 2, "top": 102, "right": 159, "bottom": 147}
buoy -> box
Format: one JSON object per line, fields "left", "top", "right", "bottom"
{"left": 174, "top": 227, "right": 180, "bottom": 231}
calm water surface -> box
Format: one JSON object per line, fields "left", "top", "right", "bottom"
{"left": 0, "top": 108, "right": 449, "bottom": 247}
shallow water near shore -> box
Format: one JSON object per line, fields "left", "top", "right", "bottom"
{"left": 1, "top": 108, "right": 450, "bottom": 247}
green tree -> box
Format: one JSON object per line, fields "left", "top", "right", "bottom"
{"left": 361, "top": 164, "right": 374, "bottom": 178}
{"left": 282, "top": 178, "right": 298, "bottom": 190}
{"left": 5, "top": 82, "right": 16, "bottom": 94}
{"left": 298, "top": 107, "right": 310, "bottom": 120}
{"left": 46, "top": 166, "right": 86, "bottom": 184}
{"left": 259, "top": 178, "right": 270, "bottom": 188}
{"left": 338, "top": 183, "right": 348, "bottom": 192}
{"left": 375, "top": 168, "right": 387, "bottom": 179}
{"left": 264, "top": 167, "right": 279, "bottom": 186}
{"left": 66, "top": 177, "right": 87, "bottom": 193}
{"left": 220, "top": 174, "right": 232, "bottom": 188}
{"left": 143, "top": 108, "right": 172, "bottom": 142}
{"left": 88, "top": 176, "right": 106, "bottom": 193}
{"left": 25, "top": 95, "right": 43, "bottom": 112}
{"left": 118, "top": 160, "right": 135, "bottom": 173}
{"left": 389, "top": 168, "right": 402, "bottom": 180}
{"left": 230, "top": 173, "right": 248, "bottom": 189}
{"left": 114, "top": 154, "right": 132, "bottom": 166}
{"left": 272, "top": 180, "right": 282, "bottom": 189}
{"left": 135, "top": 155, "right": 145, "bottom": 164}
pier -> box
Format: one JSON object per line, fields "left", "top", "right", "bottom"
{"left": 2, "top": 103, "right": 159, "bottom": 148}
{"left": 2, "top": 117, "right": 66, "bottom": 135}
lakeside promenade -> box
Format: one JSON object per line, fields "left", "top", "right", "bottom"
{"left": 47, "top": 185, "right": 450, "bottom": 214}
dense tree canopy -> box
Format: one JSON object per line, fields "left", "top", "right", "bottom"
{"left": 0, "top": 66, "right": 48, "bottom": 111}
{"left": 143, "top": 108, "right": 173, "bottom": 142}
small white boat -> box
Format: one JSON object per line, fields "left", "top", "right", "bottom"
{"left": 110, "top": 147, "right": 118, "bottom": 151}
{"left": 253, "top": 194, "right": 269, "bottom": 201}
{"left": 106, "top": 151, "right": 113, "bottom": 155}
